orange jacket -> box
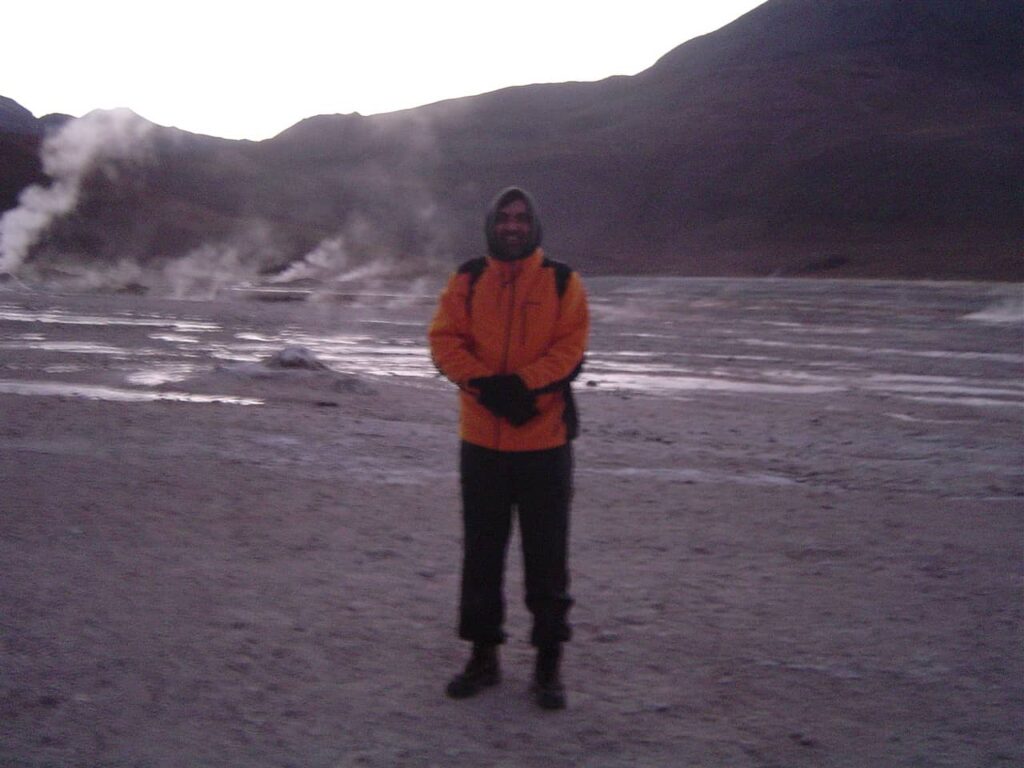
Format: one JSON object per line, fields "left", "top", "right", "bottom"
{"left": 428, "top": 248, "right": 589, "bottom": 452}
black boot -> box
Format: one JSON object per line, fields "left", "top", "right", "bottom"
{"left": 446, "top": 643, "right": 500, "bottom": 699}
{"left": 531, "top": 644, "right": 566, "bottom": 710}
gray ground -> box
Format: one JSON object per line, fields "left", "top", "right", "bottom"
{"left": 1, "top": 278, "right": 1021, "bottom": 767}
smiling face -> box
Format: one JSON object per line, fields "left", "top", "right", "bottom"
{"left": 492, "top": 198, "right": 533, "bottom": 260}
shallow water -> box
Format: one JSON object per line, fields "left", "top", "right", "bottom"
{"left": 0, "top": 278, "right": 1020, "bottom": 408}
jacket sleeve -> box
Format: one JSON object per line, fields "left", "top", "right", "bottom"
{"left": 428, "top": 272, "right": 494, "bottom": 387}
{"left": 517, "top": 271, "right": 589, "bottom": 392}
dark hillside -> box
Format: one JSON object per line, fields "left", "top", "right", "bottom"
{"left": 3, "top": 0, "right": 1021, "bottom": 280}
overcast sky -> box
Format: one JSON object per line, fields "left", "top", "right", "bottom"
{"left": 4, "top": 1, "right": 765, "bottom": 141}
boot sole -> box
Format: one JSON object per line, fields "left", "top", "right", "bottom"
{"left": 446, "top": 670, "right": 500, "bottom": 699}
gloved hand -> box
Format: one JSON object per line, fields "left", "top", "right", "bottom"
{"left": 469, "top": 374, "right": 538, "bottom": 426}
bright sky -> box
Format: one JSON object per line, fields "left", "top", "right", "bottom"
{"left": 4, "top": 1, "right": 765, "bottom": 141}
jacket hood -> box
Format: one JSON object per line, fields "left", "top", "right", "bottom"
{"left": 484, "top": 186, "right": 543, "bottom": 261}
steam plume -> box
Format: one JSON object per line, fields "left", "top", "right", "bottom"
{"left": 0, "top": 109, "right": 154, "bottom": 275}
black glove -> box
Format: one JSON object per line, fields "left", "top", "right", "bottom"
{"left": 469, "top": 374, "right": 539, "bottom": 426}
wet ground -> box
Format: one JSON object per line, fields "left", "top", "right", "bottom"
{"left": 1, "top": 277, "right": 1021, "bottom": 409}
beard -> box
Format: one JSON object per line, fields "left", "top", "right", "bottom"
{"left": 493, "top": 233, "right": 531, "bottom": 261}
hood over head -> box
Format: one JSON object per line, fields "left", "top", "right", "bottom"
{"left": 485, "top": 186, "right": 543, "bottom": 261}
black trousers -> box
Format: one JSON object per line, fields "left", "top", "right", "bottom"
{"left": 457, "top": 441, "right": 574, "bottom": 648}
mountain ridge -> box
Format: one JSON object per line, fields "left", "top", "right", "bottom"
{"left": 2, "top": 0, "right": 1021, "bottom": 281}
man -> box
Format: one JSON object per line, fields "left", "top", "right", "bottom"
{"left": 428, "top": 186, "right": 589, "bottom": 710}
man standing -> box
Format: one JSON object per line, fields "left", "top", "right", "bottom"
{"left": 428, "top": 187, "right": 589, "bottom": 710}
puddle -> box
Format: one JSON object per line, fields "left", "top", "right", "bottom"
{"left": 126, "top": 364, "right": 203, "bottom": 386}
{"left": 149, "top": 333, "right": 202, "bottom": 344}
{"left": 883, "top": 412, "right": 970, "bottom": 424}
{"left": 583, "top": 364, "right": 1024, "bottom": 405}
{"left": 865, "top": 381, "right": 1023, "bottom": 398}
{"left": 0, "top": 340, "right": 159, "bottom": 357}
{"left": 0, "top": 380, "right": 262, "bottom": 405}
{"left": 0, "top": 305, "right": 219, "bottom": 332}
{"left": 903, "top": 396, "right": 1024, "bottom": 408}
{"left": 224, "top": 332, "right": 435, "bottom": 378}
{"left": 583, "top": 372, "right": 843, "bottom": 396}
{"left": 739, "top": 337, "right": 1024, "bottom": 365}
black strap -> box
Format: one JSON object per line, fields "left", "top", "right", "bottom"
{"left": 457, "top": 257, "right": 488, "bottom": 316}
{"left": 458, "top": 256, "right": 573, "bottom": 313}
{"left": 541, "top": 257, "right": 572, "bottom": 299}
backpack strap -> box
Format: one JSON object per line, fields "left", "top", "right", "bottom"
{"left": 539, "top": 257, "right": 582, "bottom": 440}
{"left": 457, "top": 257, "right": 488, "bottom": 316}
{"left": 541, "top": 257, "right": 573, "bottom": 299}
{"left": 459, "top": 255, "right": 574, "bottom": 314}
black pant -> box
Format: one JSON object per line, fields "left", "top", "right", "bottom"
{"left": 458, "top": 441, "right": 574, "bottom": 648}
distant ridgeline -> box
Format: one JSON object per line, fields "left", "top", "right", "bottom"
{"left": 1, "top": 0, "right": 1021, "bottom": 282}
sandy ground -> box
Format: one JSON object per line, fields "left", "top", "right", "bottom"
{"left": 0, "top": 279, "right": 1021, "bottom": 767}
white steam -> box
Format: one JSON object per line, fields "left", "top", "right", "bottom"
{"left": 964, "top": 295, "right": 1024, "bottom": 324}
{"left": 0, "top": 107, "right": 451, "bottom": 300}
{"left": 161, "top": 244, "right": 258, "bottom": 300}
{"left": 267, "top": 235, "right": 395, "bottom": 285}
{"left": 0, "top": 109, "right": 154, "bottom": 275}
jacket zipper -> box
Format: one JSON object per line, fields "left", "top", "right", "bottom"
{"left": 496, "top": 269, "right": 518, "bottom": 448}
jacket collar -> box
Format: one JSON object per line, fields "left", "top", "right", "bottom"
{"left": 488, "top": 247, "right": 543, "bottom": 275}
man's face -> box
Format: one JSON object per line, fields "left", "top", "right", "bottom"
{"left": 493, "top": 198, "right": 532, "bottom": 259}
